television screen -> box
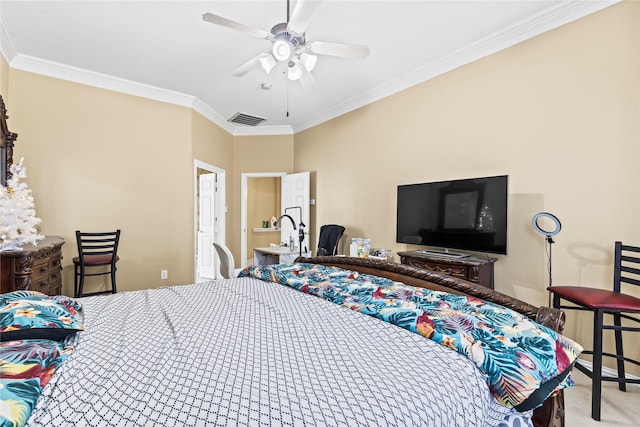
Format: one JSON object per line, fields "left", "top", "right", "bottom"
{"left": 396, "top": 175, "right": 508, "bottom": 255}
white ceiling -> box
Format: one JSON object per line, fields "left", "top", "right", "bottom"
{"left": 0, "top": 0, "right": 619, "bottom": 136}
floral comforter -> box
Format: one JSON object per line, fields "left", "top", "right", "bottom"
{"left": 239, "top": 263, "right": 583, "bottom": 411}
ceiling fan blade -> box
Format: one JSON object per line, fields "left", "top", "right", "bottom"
{"left": 230, "top": 51, "right": 270, "bottom": 77}
{"left": 202, "top": 13, "right": 271, "bottom": 39}
{"left": 287, "top": 0, "right": 323, "bottom": 35}
{"left": 299, "top": 64, "right": 316, "bottom": 90}
{"left": 307, "top": 41, "right": 369, "bottom": 59}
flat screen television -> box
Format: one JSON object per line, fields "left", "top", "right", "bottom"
{"left": 396, "top": 175, "right": 508, "bottom": 256}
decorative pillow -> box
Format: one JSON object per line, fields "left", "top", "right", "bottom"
{"left": 0, "top": 291, "right": 84, "bottom": 342}
{"left": 0, "top": 339, "right": 74, "bottom": 427}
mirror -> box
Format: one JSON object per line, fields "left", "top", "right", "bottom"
{"left": 1, "top": 94, "right": 17, "bottom": 187}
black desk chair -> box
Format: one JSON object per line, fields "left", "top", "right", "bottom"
{"left": 548, "top": 241, "right": 640, "bottom": 421}
{"left": 74, "top": 230, "right": 121, "bottom": 297}
{"left": 317, "top": 224, "right": 345, "bottom": 256}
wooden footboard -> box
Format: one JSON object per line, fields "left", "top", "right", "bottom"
{"left": 296, "top": 256, "right": 565, "bottom": 427}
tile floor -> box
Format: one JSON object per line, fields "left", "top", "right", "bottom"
{"left": 564, "top": 370, "right": 640, "bottom": 426}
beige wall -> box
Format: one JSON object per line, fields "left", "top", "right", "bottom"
{"left": 231, "top": 135, "right": 294, "bottom": 263}
{"left": 191, "top": 108, "right": 235, "bottom": 269}
{"left": 6, "top": 70, "right": 232, "bottom": 294}
{"left": 2, "top": 1, "right": 638, "bottom": 372}
{"left": 295, "top": 1, "right": 640, "bottom": 372}
{"left": 247, "top": 177, "right": 281, "bottom": 257}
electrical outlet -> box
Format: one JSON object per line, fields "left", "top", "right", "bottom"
{"left": 160, "top": 270, "right": 168, "bottom": 280}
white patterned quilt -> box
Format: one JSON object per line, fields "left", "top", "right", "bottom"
{"left": 26, "top": 278, "right": 532, "bottom": 427}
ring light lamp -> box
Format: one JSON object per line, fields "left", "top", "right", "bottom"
{"left": 532, "top": 212, "right": 561, "bottom": 303}
{"left": 532, "top": 212, "right": 561, "bottom": 237}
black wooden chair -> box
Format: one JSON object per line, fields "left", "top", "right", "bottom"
{"left": 74, "top": 230, "right": 121, "bottom": 297}
{"left": 317, "top": 224, "right": 345, "bottom": 256}
{"left": 547, "top": 241, "right": 640, "bottom": 421}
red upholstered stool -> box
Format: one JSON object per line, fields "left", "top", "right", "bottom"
{"left": 73, "top": 230, "right": 121, "bottom": 297}
{"left": 548, "top": 242, "right": 640, "bottom": 421}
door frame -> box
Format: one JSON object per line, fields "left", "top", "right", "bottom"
{"left": 194, "top": 160, "right": 226, "bottom": 281}
{"left": 241, "top": 172, "right": 286, "bottom": 268}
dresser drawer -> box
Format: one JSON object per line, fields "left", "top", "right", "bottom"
{"left": 0, "top": 236, "right": 65, "bottom": 295}
{"left": 422, "top": 262, "right": 468, "bottom": 279}
{"left": 404, "top": 258, "right": 468, "bottom": 278}
{"left": 29, "top": 277, "right": 54, "bottom": 294}
{"left": 31, "top": 258, "right": 52, "bottom": 282}
{"left": 398, "top": 251, "right": 496, "bottom": 289}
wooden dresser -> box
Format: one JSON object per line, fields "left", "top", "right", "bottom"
{"left": 398, "top": 250, "right": 496, "bottom": 289}
{"left": 1, "top": 236, "right": 65, "bottom": 295}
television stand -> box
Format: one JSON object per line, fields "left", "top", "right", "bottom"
{"left": 398, "top": 250, "right": 496, "bottom": 289}
{"left": 416, "top": 249, "right": 468, "bottom": 259}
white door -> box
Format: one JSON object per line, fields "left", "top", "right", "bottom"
{"left": 280, "top": 172, "right": 310, "bottom": 254}
{"left": 198, "top": 173, "right": 216, "bottom": 279}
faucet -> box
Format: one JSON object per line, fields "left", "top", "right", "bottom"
{"left": 275, "top": 206, "right": 305, "bottom": 257}
{"left": 274, "top": 214, "right": 296, "bottom": 231}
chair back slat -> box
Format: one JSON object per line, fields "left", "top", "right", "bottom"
{"left": 620, "top": 243, "right": 640, "bottom": 253}
{"left": 76, "top": 230, "right": 121, "bottom": 263}
{"left": 615, "top": 241, "right": 640, "bottom": 292}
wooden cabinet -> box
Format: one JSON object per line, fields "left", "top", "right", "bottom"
{"left": 1, "top": 236, "right": 65, "bottom": 295}
{"left": 398, "top": 250, "right": 496, "bottom": 289}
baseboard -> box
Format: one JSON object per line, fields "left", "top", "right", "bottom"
{"left": 576, "top": 358, "right": 640, "bottom": 387}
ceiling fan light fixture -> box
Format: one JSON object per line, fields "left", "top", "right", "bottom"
{"left": 299, "top": 52, "right": 317, "bottom": 72}
{"left": 272, "top": 39, "right": 293, "bottom": 61}
{"left": 259, "top": 53, "right": 277, "bottom": 73}
{"left": 287, "top": 61, "right": 302, "bottom": 81}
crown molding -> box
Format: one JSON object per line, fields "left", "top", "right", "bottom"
{"left": 10, "top": 54, "right": 196, "bottom": 105}
{"left": 2, "top": 0, "right": 620, "bottom": 136}
{"left": 293, "top": 0, "right": 622, "bottom": 133}
{"left": 9, "top": 53, "right": 241, "bottom": 135}
{"left": 233, "top": 125, "right": 294, "bottom": 136}
{"left": 0, "top": 10, "right": 17, "bottom": 63}
{"left": 190, "top": 97, "right": 236, "bottom": 135}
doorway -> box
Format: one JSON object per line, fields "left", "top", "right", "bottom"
{"left": 240, "top": 171, "right": 310, "bottom": 268}
{"left": 194, "top": 160, "right": 226, "bottom": 282}
{"left": 241, "top": 172, "right": 286, "bottom": 268}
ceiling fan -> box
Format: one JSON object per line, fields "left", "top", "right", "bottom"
{"left": 202, "top": 0, "right": 369, "bottom": 89}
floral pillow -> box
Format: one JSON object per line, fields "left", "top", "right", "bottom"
{"left": 0, "top": 291, "right": 84, "bottom": 342}
{"left": 0, "top": 339, "right": 74, "bottom": 427}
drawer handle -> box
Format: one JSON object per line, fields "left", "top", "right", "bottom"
{"left": 40, "top": 266, "right": 50, "bottom": 274}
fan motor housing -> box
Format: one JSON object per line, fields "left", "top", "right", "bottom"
{"left": 271, "top": 22, "right": 305, "bottom": 47}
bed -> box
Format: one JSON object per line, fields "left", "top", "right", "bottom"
{"left": 0, "top": 257, "right": 581, "bottom": 427}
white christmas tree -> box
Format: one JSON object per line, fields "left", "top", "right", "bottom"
{"left": 0, "top": 158, "right": 43, "bottom": 250}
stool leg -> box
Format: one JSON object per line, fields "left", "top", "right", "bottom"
{"left": 613, "top": 314, "right": 626, "bottom": 392}
{"left": 591, "top": 309, "right": 604, "bottom": 421}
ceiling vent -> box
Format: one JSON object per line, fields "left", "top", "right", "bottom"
{"left": 228, "top": 112, "right": 267, "bottom": 126}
